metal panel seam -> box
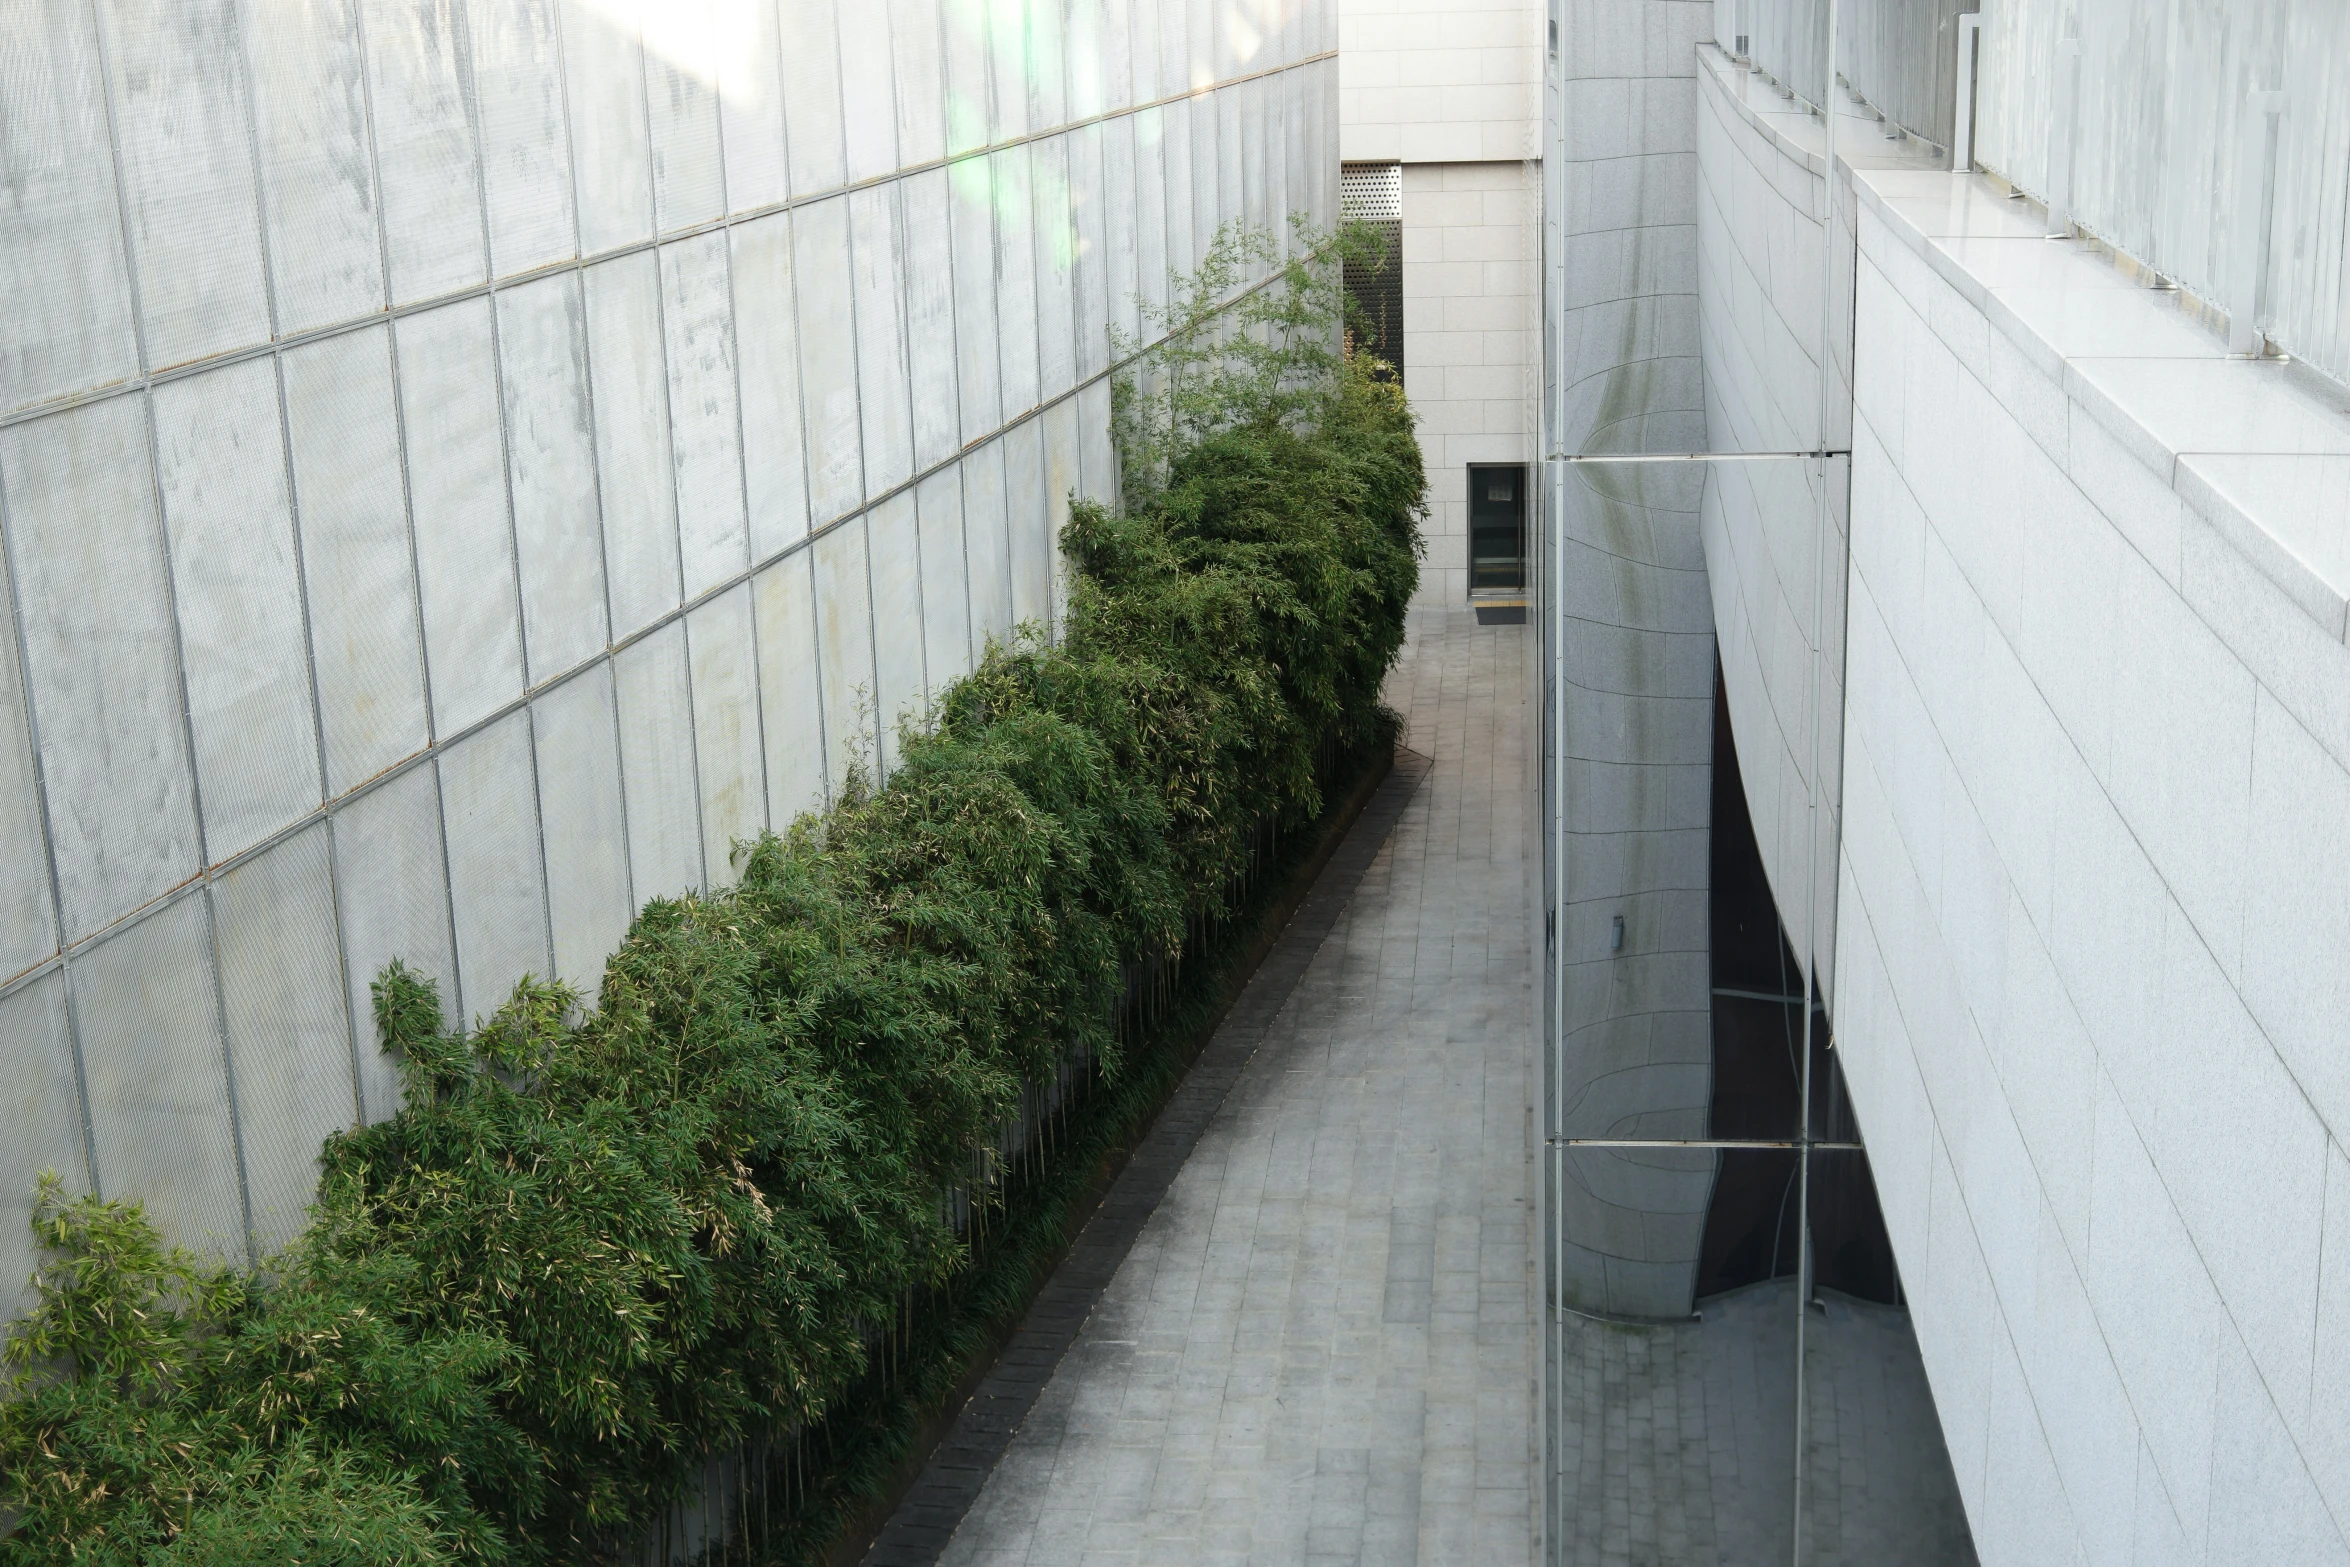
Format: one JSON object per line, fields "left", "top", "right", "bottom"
{"left": 0, "top": 52, "right": 1342, "bottom": 434}
{"left": 635, "top": 18, "right": 710, "bottom": 888}
{"left": 772, "top": 27, "right": 831, "bottom": 816}
{"left": 141, "top": 375, "right": 258, "bottom": 1264}
{"left": 836, "top": 8, "right": 880, "bottom": 787}
{"left": 714, "top": 125, "right": 773, "bottom": 840}
{"left": 264, "top": 343, "right": 357, "bottom": 1122}
{"left": 460, "top": 4, "right": 557, "bottom": 985}
{"left": 0, "top": 453, "right": 96, "bottom": 1194}
{"left": 0, "top": 263, "right": 1310, "bottom": 1012}
{"left": 545, "top": 1, "right": 632, "bottom": 917}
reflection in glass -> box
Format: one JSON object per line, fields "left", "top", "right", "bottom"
{"left": 1800, "top": 1150, "right": 1977, "bottom": 1566}
{"left": 1542, "top": 455, "right": 1977, "bottom": 1556}
{"left": 1556, "top": 1143, "right": 1716, "bottom": 1321}
{"left": 1707, "top": 669, "right": 1806, "bottom": 1141}
{"left": 1547, "top": 460, "right": 1714, "bottom": 1147}
{"left": 1547, "top": 0, "right": 1985, "bottom": 1546}
{"left": 1554, "top": 1148, "right": 1800, "bottom": 1567}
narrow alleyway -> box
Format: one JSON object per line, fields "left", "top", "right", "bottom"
{"left": 881, "top": 606, "right": 1540, "bottom": 1567}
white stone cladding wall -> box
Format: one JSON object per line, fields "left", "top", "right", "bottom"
{"left": 1402, "top": 160, "right": 1538, "bottom": 604}
{"left": 1838, "top": 175, "right": 2350, "bottom": 1564}
{"left": 1337, "top": 0, "right": 1539, "bottom": 610}
{"left": 0, "top": 0, "right": 1337, "bottom": 1312}
{"left": 1335, "top": 0, "right": 1539, "bottom": 164}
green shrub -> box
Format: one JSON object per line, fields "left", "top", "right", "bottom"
{"left": 0, "top": 223, "right": 1422, "bottom": 1566}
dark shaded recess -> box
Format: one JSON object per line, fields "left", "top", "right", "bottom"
{"left": 1342, "top": 221, "right": 1404, "bottom": 386}
{"left": 1695, "top": 1147, "right": 1803, "bottom": 1300}
{"left": 1469, "top": 464, "right": 1528, "bottom": 592}
{"left": 1697, "top": 661, "right": 1902, "bottom": 1307}
{"left": 1706, "top": 662, "right": 1805, "bottom": 1140}
{"left": 1810, "top": 1148, "right": 1903, "bottom": 1307}
{"left": 1475, "top": 604, "right": 1526, "bottom": 625}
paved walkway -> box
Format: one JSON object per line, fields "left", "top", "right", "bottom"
{"left": 920, "top": 607, "right": 1539, "bottom": 1567}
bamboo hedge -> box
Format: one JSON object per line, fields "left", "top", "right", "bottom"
{"left": 0, "top": 224, "right": 1422, "bottom": 1567}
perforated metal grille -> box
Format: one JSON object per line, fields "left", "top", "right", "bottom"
{"left": 1339, "top": 165, "right": 1405, "bottom": 385}
{"left": 1339, "top": 161, "right": 1402, "bottom": 222}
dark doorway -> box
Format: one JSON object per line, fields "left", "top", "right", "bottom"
{"left": 1468, "top": 463, "right": 1527, "bottom": 593}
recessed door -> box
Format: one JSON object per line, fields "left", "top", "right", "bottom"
{"left": 1468, "top": 463, "right": 1526, "bottom": 593}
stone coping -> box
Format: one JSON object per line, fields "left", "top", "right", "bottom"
{"left": 1693, "top": 42, "right": 1943, "bottom": 186}
{"left": 1849, "top": 164, "right": 2350, "bottom": 645}
{"left": 1694, "top": 36, "right": 2350, "bottom": 649}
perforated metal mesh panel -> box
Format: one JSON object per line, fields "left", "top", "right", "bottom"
{"left": 613, "top": 623, "right": 704, "bottom": 907}
{"left": 331, "top": 762, "right": 454, "bottom": 1124}
{"left": 754, "top": 554, "right": 828, "bottom": 826}
{"left": 660, "top": 233, "right": 751, "bottom": 599}
{"left": 686, "top": 586, "right": 765, "bottom": 887}
{"left": 283, "top": 328, "right": 431, "bottom": 798}
{"left": 213, "top": 824, "right": 355, "bottom": 1252}
{"left": 794, "top": 196, "right": 866, "bottom": 525}
{"left": 3, "top": 399, "right": 201, "bottom": 941}
{"left": 1340, "top": 163, "right": 1404, "bottom": 383}
{"left": 851, "top": 186, "right": 915, "bottom": 498}
{"left": 0, "top": 540, "right": 52, "bottom": 981}
{"left": 532, "top": 663, "right": 633, "bottom": 993}
{"left": 439, "top": 712, "right": 551, "bottom": 1025}
{"left": 916, "top": 465, "right": 973, "bottom": 693}
{"left": 399, "top": 298, "right": 526, "bottom": 738}
{"left": 1071, "top": 123, "right": 1111, "bottom": 382}
{"left": 964, "top": 436, "right": 1017, "bottom": 652}
{"left": 75, "top": 896, "right": 244, "bottom": 1260}
{"left": 733, "top": 214, "right": 812, "bottom": 558}
{"left": 0, "top": 0, "right": 1343, "bottom": 1322}
{"left": 584, "top": 252, "right": 683, "bottom": 641}
{"left": 992, "top": 146, "right": 1043, "bottom": 417}
{"left": 498, "top": 274, "right": 611, "bottom": 684}
{"left": 1006, "top": 418, "right": 1053, "bottom": 630}
{"left": 642, "top": 18, "right": 723, "bottom": 233}
{"left": 903, "top": 167, "right": 963, "bottom": 473}
{"left": 0, "top": 973, "right": 86, "bottom": 1316}
{"left": 153, "top": 361, "right": 321, "bottom": 866}
{"left": 1340, "top": 156, "right": 1402, "bottom": 223}
{"left": 812, "top": 515, "right": 877, "bottom": 798}
{"left": 866, "top": 491, "right": 927, "bottom": 776}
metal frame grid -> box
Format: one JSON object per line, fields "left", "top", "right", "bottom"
{"left": 0, "top": 0, "right": 1338, "bottom": 1288}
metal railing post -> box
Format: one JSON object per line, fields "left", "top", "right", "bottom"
{"left": 1952, "top": 15, "right": 1982, "bottom": 173}
{"left": 2046, "top": 33, "right": 2081, "bottom": 236}
{"left": 2229, "top": 89, "right": 2287, "bottom": 356}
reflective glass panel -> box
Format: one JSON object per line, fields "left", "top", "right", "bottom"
{"left": 1548, "top": 456, "right": 1836, "bottom": 1143}
{"left": 1552, "top": 1146, "right": 1799, "bottom": 1566}
{"left": 1798, "top": 1147, "right": 1977, "bottom": 1566}
{"left": 1551, "top": 2, "right": 1842, "bottom": 456}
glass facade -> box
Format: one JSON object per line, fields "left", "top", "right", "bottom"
{"left": 1539, "top": 2, "right": 1993, "bottom": 1559}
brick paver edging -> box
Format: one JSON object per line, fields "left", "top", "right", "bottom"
{"left": 858, "top": 749, "right": 1436, "bottom": 1566}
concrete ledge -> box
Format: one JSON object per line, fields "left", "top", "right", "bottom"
{"left": 1694, "top": 45, "right": 1943, "bottom": 190}
{"left": 1848, "top": 164, "right": 2350, "bottom": 649}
